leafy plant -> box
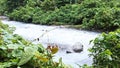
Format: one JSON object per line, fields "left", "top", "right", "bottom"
{"left": 0, "top": 0, "right": 7, "bottom": 15}
{"left": 89, "top": 29, "right": 120, "bottom": 68}
{"left": 6, "top": 0, "right": 27, "bottom": 12}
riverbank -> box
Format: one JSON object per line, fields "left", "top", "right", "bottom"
{"left": 0, "top": 16, "right": 104, "bottom": 34}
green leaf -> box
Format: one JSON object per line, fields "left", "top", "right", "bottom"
{"left": 12, "top": 49, "right": 23, "bottom": 57}
{"left": 18, "top": 46, "right": 38, "bottom": 66}
{"left": 7, "top": 44, "right": 19, "bottom": 49}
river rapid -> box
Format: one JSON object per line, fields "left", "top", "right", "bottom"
{"left": 1, "top": 20, "right": 100, "bottom": 68}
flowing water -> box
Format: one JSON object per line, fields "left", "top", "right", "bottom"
{"left": 1, "top": 20, "right": 100, "bottom": 68}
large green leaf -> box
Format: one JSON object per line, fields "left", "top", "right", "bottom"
{"left": 17, "top": 46, "right": 38, "bottom": 66}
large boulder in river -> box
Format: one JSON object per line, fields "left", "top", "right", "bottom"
{"left": 72, "top": 42, "right": 83, "bottom": 53}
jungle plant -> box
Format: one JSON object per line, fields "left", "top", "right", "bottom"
{"left": 89, "top": 29, "right": 120, "bottom": 68}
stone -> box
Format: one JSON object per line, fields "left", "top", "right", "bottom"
{"left": 72, "top": 42, "right": 83, "bottom": 53}
{"left": 66, "top": 51, "right": 72, "bottom": 53}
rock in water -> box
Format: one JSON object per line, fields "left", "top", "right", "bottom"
{"left": 66, "top": 51, "right": 72, "bottom": 54}
{"left": 72, "top": 42, "right": 83, "bottom": 53}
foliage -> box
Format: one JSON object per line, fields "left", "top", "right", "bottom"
{"left": 80, "top": 0, "right": 120, "bottom": 31}
{"left": 9, "top": 4, "right": 82, "bottom": 25}
{"left": 8, "top": 6, "right": 35, "bottom": 22}
{"left": 39, "top": 0, "right": 57, "bottom": 11}
{"left": 6, "top": 0, "right": 120, "bottom": 31}
{"left": 0, "top": 21, "right": 71, "bottom": 68}
{"left": 1, "top": 0, "right": 120, "bottom": 31}
{"left": 0, "top": 0, "right": 7, "bottom": 15}
{"left": 89, "top": 29, "right": 120, "bottom": 68}
{"left": 6, "top": 0, "right": 27, "bottom": 12}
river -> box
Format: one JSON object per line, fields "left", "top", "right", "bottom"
{"left": 1, "top": 20, "right": 100, "bottom": 68}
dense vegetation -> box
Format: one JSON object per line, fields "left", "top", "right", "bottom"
{"left": 0, "top": 0, "right": 120, "bottom": 31}
{"left": 0, "top": 21, "right": 71, "bottom": 68}
{"left": 89, "top": 30, "right": 120, "bottom": 68}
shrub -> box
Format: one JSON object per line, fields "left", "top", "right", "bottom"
{"left": 8, "top": 6, "right": 35, "bottom": 22}
{"left": 32, "top": 4, "right": 82, "bottom": 25}
{"left": 0, "top": 0, "right": 7, "bottom": 15}
{"left": 79, "top": 0, "right": 120, "bottom": 31}
{"left": 6, "top": 0, "right": 27, "bottom": 12}
{"left": 51, "top": 4, "right": 82, "bottom": 25}
{"left": 89, "top": 29, "right": 120, "bottom": 68}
